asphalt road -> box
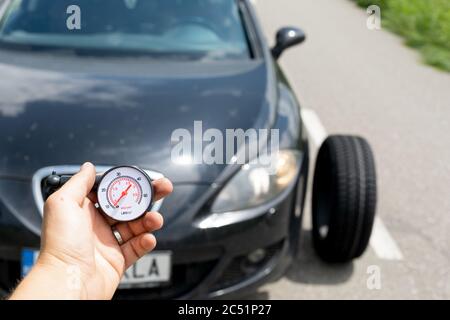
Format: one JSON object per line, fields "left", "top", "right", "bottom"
{"left": 246, "top": 0, "right": 450, "bottom": 299}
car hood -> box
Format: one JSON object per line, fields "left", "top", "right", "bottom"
{"left": 0, "top": 51, "right": 276, "bottom": 183}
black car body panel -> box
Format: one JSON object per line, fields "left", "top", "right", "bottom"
{"left": 0, "top": 0, "right": 309, "bottom": 298}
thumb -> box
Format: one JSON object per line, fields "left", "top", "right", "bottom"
{"left": 58, "top": 162, "right": 96, "bottom": 206}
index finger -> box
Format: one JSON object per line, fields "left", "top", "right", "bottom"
{"left": 152, "top": 177, "right": 173, "bottom": 202}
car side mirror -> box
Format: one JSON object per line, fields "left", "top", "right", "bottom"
{"left": 271, "top": 27, "right": 306, "bottom": 60}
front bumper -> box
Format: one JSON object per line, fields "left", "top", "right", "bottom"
{"left": 0, "top": 179, "right": 298, "bottom": 299}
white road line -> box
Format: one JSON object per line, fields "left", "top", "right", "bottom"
{"left": 370, "top": 217, "right": 403, "bottom": 260}
{"left": 301, "top": 108, "right": 403, "bottom": 261}
{"left": 300, "top": 109, "right": 327, "bottom": 146}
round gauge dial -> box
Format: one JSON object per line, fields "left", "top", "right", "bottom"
{"left": 97, "top": 166, "right": 153, "bottom": 222}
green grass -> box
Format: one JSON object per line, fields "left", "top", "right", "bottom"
{"left": 354, "top": 0, "right": 450, "bottom": 72}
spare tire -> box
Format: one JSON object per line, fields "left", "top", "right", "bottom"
{"left": 312, "top": 135, "right": 377, "bottom": 263}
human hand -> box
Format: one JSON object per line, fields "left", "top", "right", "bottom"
{"left": 10, "top": 162, "right": 173, "bottom": 300}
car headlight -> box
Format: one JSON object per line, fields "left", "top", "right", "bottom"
{"left": 211, "top": 150, "right": 301, "bottom": 213}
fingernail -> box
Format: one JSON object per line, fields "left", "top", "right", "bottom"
{"left": 81, "top": 162, "right": 92, "bottom": 170}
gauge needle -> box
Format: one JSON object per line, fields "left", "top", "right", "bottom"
{"left": 113, "top": 183, "right": 132, "bottom": 207}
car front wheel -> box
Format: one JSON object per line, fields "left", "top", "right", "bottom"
{"left": 312, "top": 135, "right": 377, "bottom": 263}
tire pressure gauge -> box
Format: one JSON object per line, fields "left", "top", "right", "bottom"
{"left": 44, "top": 166, "right": 154, "bottom": 222}
{"left": 96, "top": 166, "right": 154, "bottom": 222}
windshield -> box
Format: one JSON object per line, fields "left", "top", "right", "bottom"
{"left": 0, "top": 0, "right": 250, "bottom": 60}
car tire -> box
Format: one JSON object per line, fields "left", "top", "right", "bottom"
{"left": 312, "top": 135, "right": 377, "bottom": 263}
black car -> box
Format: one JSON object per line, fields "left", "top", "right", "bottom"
{"left": 0, "top": 0, "right": 377, "bottom": 299}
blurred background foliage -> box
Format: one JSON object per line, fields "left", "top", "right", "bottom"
{"left": 355, "top": 0, "right": 450, "bottom": 72}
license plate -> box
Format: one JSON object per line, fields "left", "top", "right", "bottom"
{"left": 22, "top": 249, "right": 172, "bottom": 287}
{"left": 21, "top": 249, "right": 39, "bottom": 277}
{"left": 120, "top": 251, "right": 171, "bottom": 288}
